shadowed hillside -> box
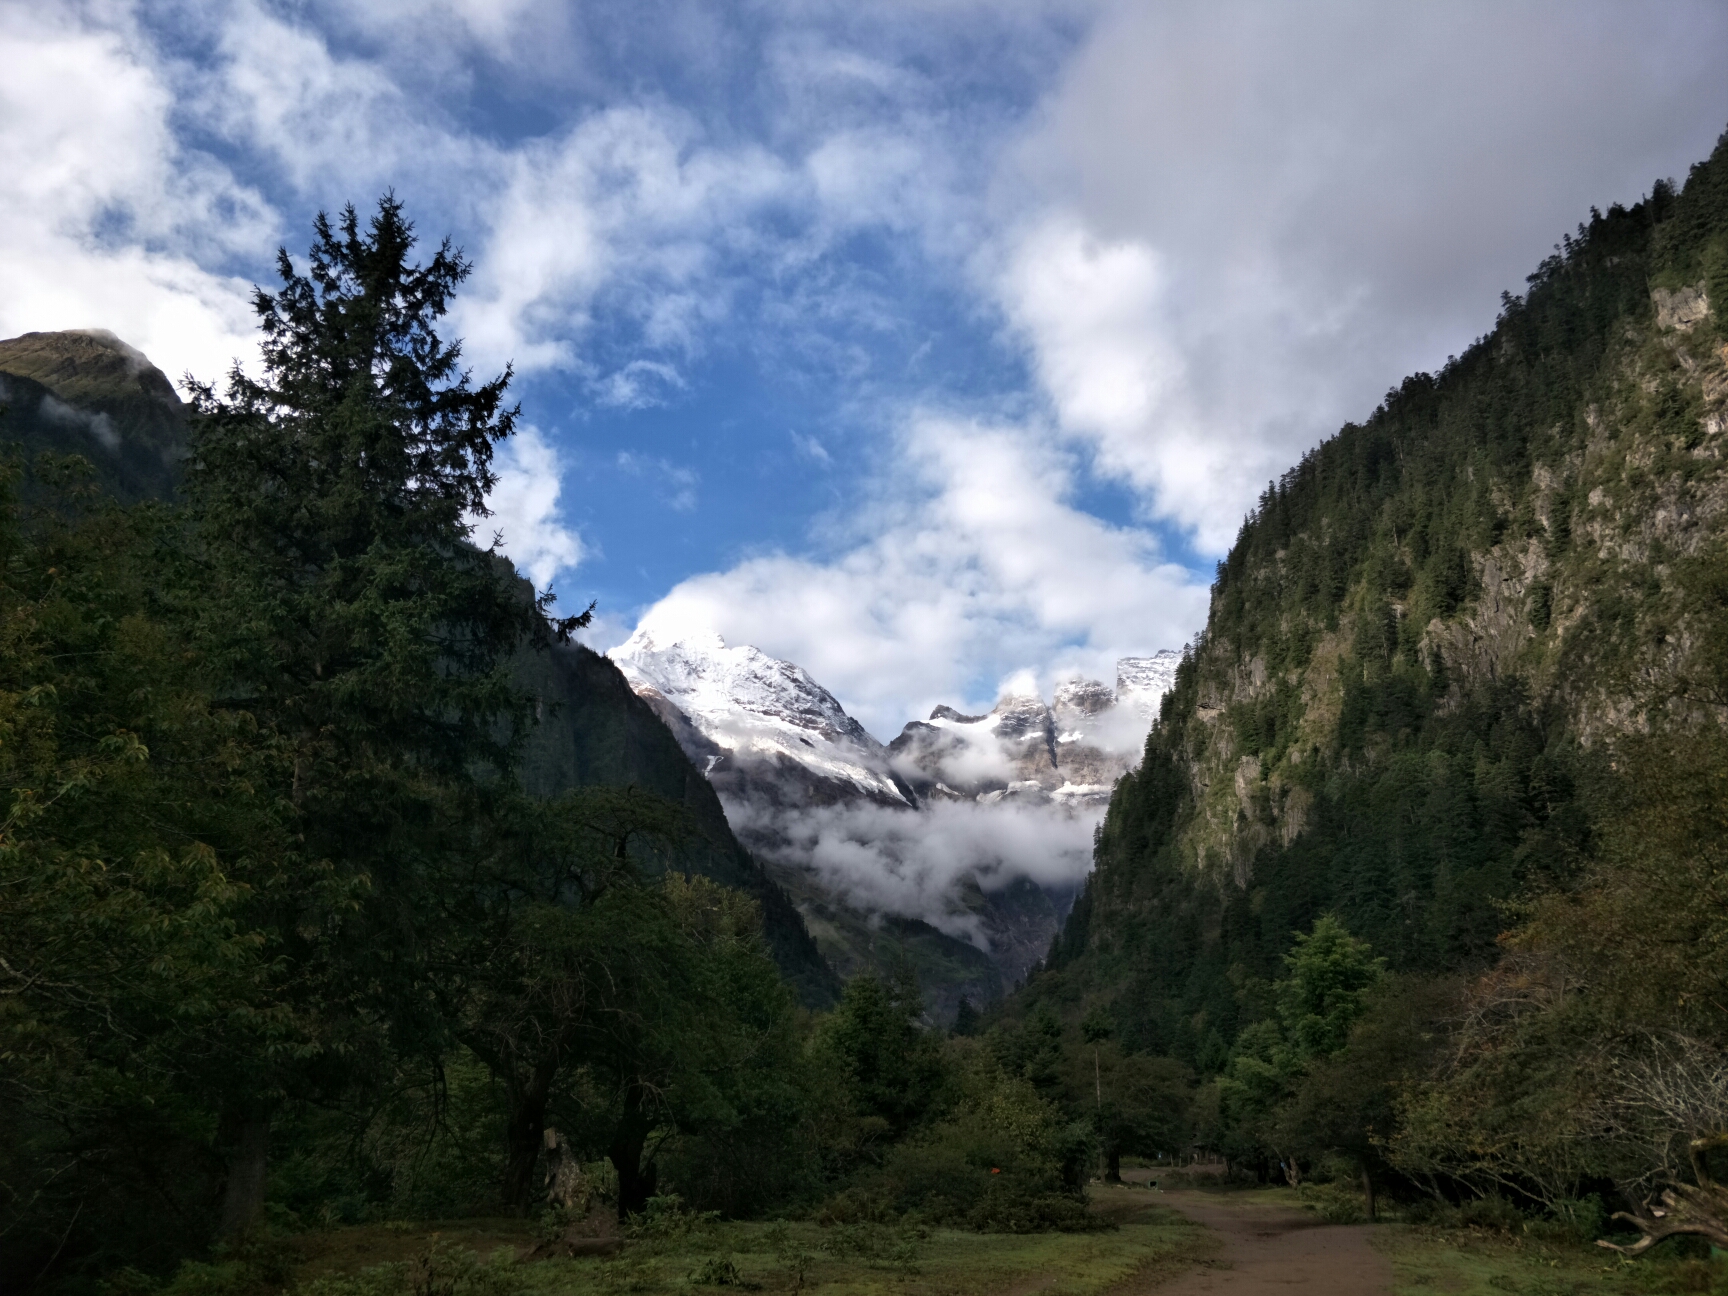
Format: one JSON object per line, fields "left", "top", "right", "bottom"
{"left": 0, "top": 328, "right": 838, "bottom": 1005}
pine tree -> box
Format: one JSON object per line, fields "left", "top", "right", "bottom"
{"left": 183, "top": 195, "right": 585, "bottom": 1230}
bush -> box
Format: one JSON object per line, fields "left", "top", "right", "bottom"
{"left": 688, "top": 1257, "right": 759, "bottom": 1289}
{"left": 1296, "top": 1183, "right": 1367, "bottom": 1225}
{"left": 292, "top": 1243, "right": 527, "bottom": 1296}
{"left": 1455, "top": 1196, "right": 1525, "bottom": 1232}
{"left": 1551, "top": 1194, "right": 1607, "bottom": 1244}
{"left": 624, "top": 1194, "right": 720, "bottom": 1244}
{"left": 816, "top": 1221, "right": 922, "bottom": 1265}
{"left": 816, "top": 1047, "right": 1105, "bottom": 1233}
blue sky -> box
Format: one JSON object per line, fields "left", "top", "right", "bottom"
{"left": 5, "top": 0, "right": 1727, "bottom": 736}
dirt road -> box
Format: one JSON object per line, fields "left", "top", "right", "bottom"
{"left": 1125, "top": 1185, "right": 1391, "bottom": 1296}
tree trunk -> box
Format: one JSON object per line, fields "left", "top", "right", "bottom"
{"left": 219, "top": 1117, "right": 270, "bottom": 1237}
{"left": 1361, "top": 1160, "right": 1377, "bottom": 1221}
{"left": 1105, "top": 1144, "right": 1122, "bottom": 1183}
{"left": 501, "top": 1062, "right": 558, "bottom": 1210}
{"left": 609, "top": 1087, "right": 659, "bottom": 1221}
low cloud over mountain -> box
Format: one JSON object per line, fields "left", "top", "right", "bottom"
{"left": 611, "top": 627, "right": 1178, "bottom": 1005}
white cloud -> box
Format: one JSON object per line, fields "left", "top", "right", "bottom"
{"left": 790, "top": 431, "right": 832, "bottom": 465}
{"left": 632, "top": 412, "right": 1208, "bottom": 738}
{"left": 479, "top": 426, "right": 584, "bottom": 591}
{"left": 0, "top": 3, "right": 266, "bottom": 383}
{"left": 592, "top": 359, "right": 686, "bottom": 410}
{"left": 307, "top": 0, "right": 555, "bottom": 65}
{"left": 198, "top": 0, "right": 432, "bottom": 195}
{"left": 615, "top": 451, "right": 699, "bottom": 513}
{"left": 726, "top": 795, "right": 1096, "bottom": 947}
{"left": 995, "top": 0, "right": 1728, "bottom": 552}
{"left": 12, "top": 0, "right": 1728, "bottom": 751}
{"left": 455, "top": 105, "right": 799, "bottom": 375}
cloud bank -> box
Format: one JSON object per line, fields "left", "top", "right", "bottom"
{"left": 726, "top": 795, "right": 1096, "bottom": 950}
{"left": 994, "top": 0, "right": 1728, "bottom": 551}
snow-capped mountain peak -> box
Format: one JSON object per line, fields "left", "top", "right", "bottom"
{"left": 614, "top": 626, "right": 872, "bottom": 744}
{"left": 610, "top": 627, "right": 909, "bottom": 806}
{"left": 1116, "top": 650, "right": 1181, "bottom": 718}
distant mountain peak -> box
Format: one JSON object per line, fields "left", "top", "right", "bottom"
{"left": 607, "top": 625, "right": 1183, "bottom": 1014}
{"left": 610, "top": 627, "right": 910, "bottom": 807}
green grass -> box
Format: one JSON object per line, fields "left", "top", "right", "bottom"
{"left": 271, "top": 1191, "right": 1214, "bottom": 1296}
{"left": 1373, "top": 1223, "right": 1727, "bottom": 1296}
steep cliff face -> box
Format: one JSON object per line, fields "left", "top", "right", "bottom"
{"left": 1039, "top": 133, "right": 1728, "bottom": 1064}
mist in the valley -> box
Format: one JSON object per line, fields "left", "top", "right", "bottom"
{"left": 724, "top": 794, "right": 1100, "bottom": 949}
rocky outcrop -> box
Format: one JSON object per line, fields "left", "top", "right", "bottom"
{"left": 1654, "top": 283, "right": 1710, "bottom": 332}
{"left": 612, "top": 627, "right": 915, "bottom": 808}
{"left": 888, "top": 667, "right": 1163, "bottom": 810}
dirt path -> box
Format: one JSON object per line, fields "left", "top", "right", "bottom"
{"left": 1127, "top": 1186, "right": 1391, "bottom": 1296}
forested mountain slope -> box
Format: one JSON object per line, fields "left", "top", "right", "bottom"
{"left": 515, "top": 639, "right": 839, "bottom": 1004}
{"left": 0, "top": 328, "right": 836, "bottom": 1005}
{"left": 1035, "top": 131, "right": 1728, "bottom": 1068}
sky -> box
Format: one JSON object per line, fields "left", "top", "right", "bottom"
{"left": 5, "top": 0, "right": 1727, "bottom": 739}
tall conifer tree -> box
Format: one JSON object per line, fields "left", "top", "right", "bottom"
{"left": 183, "top": 196, "right": 584, "bottom": 1230}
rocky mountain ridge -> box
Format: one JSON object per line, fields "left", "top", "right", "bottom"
{"left": 0, "top": 329, "right": 188, "bottom": 501}
{"left": 612, "top": 626, "right": 915, "bottom": 808}
{"left": 889, "top": 653, "right": 1180, "bottom": 809}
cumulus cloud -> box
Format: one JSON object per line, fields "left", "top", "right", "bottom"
{"left": 454, "top": 105, "right": 798, "bottom": 375}
{"left": 996, "top": 0, "right": 1728, "bottom": 551}
{"left": 726, "top": 796, "right": 1096, "bottom": 948}
{"left": 0, "top": 3, "right": 265, "bottom": 382}
{"left": 632, "top": 412, "right": 1208, "bottom": 738}
{"left": 477, "top": 426, "right": 585, "bottom": 591}
{"left": 11, "top": 0, "right": 1728, "bottom": 755}
{"left": 195, "top": 0, "right": 437, "bottom": 196}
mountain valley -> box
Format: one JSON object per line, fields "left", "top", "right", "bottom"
{"left": 613, "top": 627, "right": 1179, "bottom": 1015}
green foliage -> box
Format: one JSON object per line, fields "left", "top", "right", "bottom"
{"left": 1045, "top": 132, "right": 1728, "bottom": 1097}
{"left": 1295, "top": 1182, "right": 1367, "bottom": 1224}
{"left": 628, "top": 1195, "right": 721, "bottom": 1243}
{"left": 688, "top": 1257, "right": 758, "bottom": 1289}
{"left": 813, "top": 970, "right": 950, "bottom": 1144}
{"left": 1202, "top": 917, "right": 1390, "bottom": 1175}
{"left": 0, "top": 461, "right": 293, "bottom": 1281}
{"left": 1390, "top": 722, "right": 1728, "bottom": 1223}
{"left": 820, "top": 1041, "right": 1099, "bottom": 1233}
{"left": 293, "top": 1243, "right": 529, "bottom": 1296}
{"left": 0, "top": 198, "right": 864, "bottom": 1294}
{"left": 1050, "top": 127, "right": 1728, "bottom": 1223}
{"left": 1276, "top": 916, "right": 1386, "bottom": 1061}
